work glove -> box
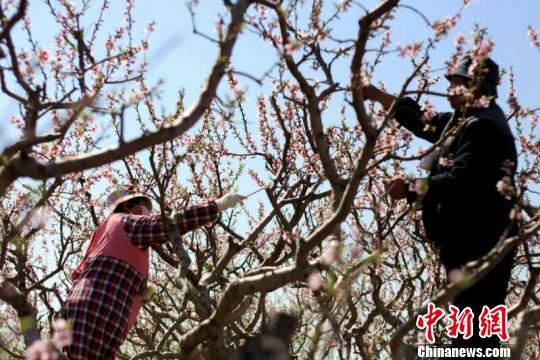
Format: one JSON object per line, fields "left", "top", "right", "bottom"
{"left": 215, "top": 193, "right": 247, "bottom": 211}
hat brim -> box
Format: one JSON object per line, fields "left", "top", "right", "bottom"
{"left": 107, "top": 193, "right": 152, "bottom": 214}
{"left": 445, "top": 73, "right": 471, "bottom": 82}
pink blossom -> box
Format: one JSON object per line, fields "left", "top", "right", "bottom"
{"left": 454, "top": 33, "right": 466, "bottom": 46}
{"left": 30, "top": 206, "right": 52, "bottom": 229}
{"left": 21, "top": 65, "right": 35, "bottom": 78}
{"left": 114, "top": 27, "right": 124, "bottom": 39}
{"left": 448, "top": 84, "right": 469, "bottom": 97}
{"left": 26, "top": 341, "right": 47, "bottom": 360}
{"left": 448, "top": 269, "right": 464, "bottom": 283}
{"left": 61, "top": 0, "right": 76, "bottom": 12}
{"left": 473, "top": 95, "right": 490, "bottom": 108}
{"left": 38, "top": 49, "right": 50, "bottom": 64}
{"left": 528, "top": 26, "right": 540, "bottom": 48}
{"left": 25, "top": 340, "right": 58, "bottom": 360}
{"left": 399, "top": 130, "right": 412, "bottom": 142}
{"left": 415, "top": 147, "right": 427, "bottom": 157}
{"left": 417, "top": 331, "right": 426, "bottom": 345}
{"left": 507, "top": 88, "right": 520, "bottom": 111}
{"left": 307, "top": 272, "right": 323, "bottom": 291}
{"left": 55, "top": 13, "right": 68, "bottom": 23}
{"left": 351, "top": 224, "right": 363, "bottom": 241}
{"left": 214, "top": 17, "right": 224, "bottom": 35}
{"left": 438, "top": 157, "right": 455, "bottom": 168}
{"left": 52, "top": 319, "right": 72, "bottom": 348}
{"left": 454, "top": 33, "right": 467, "bottom": 53}
{"left": 10, "top": 115, "right": 24, "bottom": 128}
{"left": 432, "top": 15, "right": 459, "bottom": 39}
{"left": 284, "top": 41, "right": 301, "bottom": 55}
{"left": 282, "top": 231, "right": 298, "bottom": 246}
{"left": 517, "top": 107, "right": 532, "bottom": 117}
{"left": 314, "top": 28, "right": 327, "bottom": 42}
{"left": 397, "top": 42, "right": 421, "bottom": 58}
{"left": 2, "top": 0, "right": 14, "bottom": 11}
{"left": 377, "top": 133, "right": 396, "bottom": 150}
{"left": 472, "top": 39, "right": 494, "bottom": 61}
{"left": 496, "top": 176, "right": 514, "bottom": 200}
{"left": 339, "top": 0, "right": 351, "bottom": 12}
{"left": 50, "top": 58, "right": 63, "bottom": 71}
{"left": 19, "top": 50, "right": 30, "bottom": 60}
{"left": 421, "top": 101, "right": 436, "bottom": 122}
{"left": 350, "top": 244, "right": 363, "bottom": 259}
{"left": 128, "top": 90, "right": 144, "bottom": 104}
{"left": 359, "top": 69, "right": 372, "bottom": 88}
{"left": 232, "top": 84, "right": 244, "bottom": 97}
{"left": 382, "top": 31, "right": 391, "bottom": 47}
{"left": 104, "top": 36, "right": 115, "bottom": 51}
{"left": 145, "top": 21, "right": 155, "bottom": 33}
{"left": 321, "top": 246, "right": 338, "bottom": 266}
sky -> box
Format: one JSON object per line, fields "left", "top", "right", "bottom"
{"left": 1, "top": 0, "right": 538, "bottom": 119}
{"left": 1, "top": 0, "right": 539, "bottom": 143}
{"left": 129, "top": 0, "right": 540, "bottom": 112}
{"left": 0, "top": 0, "right": 539, "bottom": 209}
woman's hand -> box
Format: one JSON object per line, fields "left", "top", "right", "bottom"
{"left": 215, "top": 193, "right": 247, "bottom": 211}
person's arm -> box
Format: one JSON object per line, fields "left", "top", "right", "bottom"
{"left": 393, "top": 97, "right": 451, "bottom": 143}
{"left": 363, "top": 85, "right": 451, "bottom": 143}
{"left": 122, "top": 200, "right": 220, "bottom": 250}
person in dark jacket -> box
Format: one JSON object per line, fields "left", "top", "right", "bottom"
{"left": 363, "top": 54, "right": 517, "bottom": 352}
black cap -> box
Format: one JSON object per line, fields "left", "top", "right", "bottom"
{"left": 446, "top": 53, "right": 500, "bottom": 98}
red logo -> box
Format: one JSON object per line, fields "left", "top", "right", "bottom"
{"left": 478, "top": 305, "right": 509, "bottom": 341}
{"left": 416, "top": 303, "right": 509, "bottom": 343}
{"left": 416, "top": 303, "right": 445, "bottom": 343}
{"left": 446, "top": 305, "right": 474, "bottom": 339}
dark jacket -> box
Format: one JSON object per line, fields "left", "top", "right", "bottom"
{"left": 394, "top": 97, "right": 517, "bottom": 267}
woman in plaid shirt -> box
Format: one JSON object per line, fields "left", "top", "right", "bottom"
{"left": 64, "top": 187, "right": 245, "bottom": 359}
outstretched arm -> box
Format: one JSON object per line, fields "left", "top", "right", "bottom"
{"left": 122, "top": 201, "right": 220, "bottom": 250}
{"left": 363, "top": 85, "right": 452, "bottom": 143}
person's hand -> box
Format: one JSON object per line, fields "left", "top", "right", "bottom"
{"left": 215, "top": 193, "right": 247, "bottom": 211}
{"left": 362, "top": 84, "right": 381, "bottom": 101}
{"left": 384, "top": 177, "right": 408, "bottom": 200}
{"left": 362, "top": 84, "right": 396, "bottom": 110}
